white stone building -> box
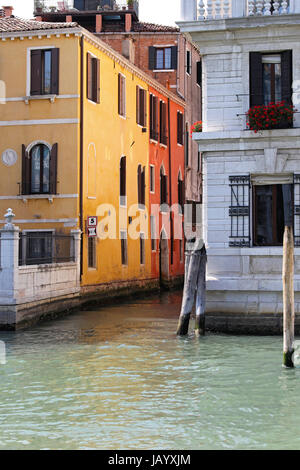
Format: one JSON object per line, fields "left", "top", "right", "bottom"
{"left": 178, "top": 0, "right": 300, "bottom": 319}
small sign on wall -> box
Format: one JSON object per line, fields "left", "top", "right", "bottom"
{"left": 87, "top": 216, "right": 98, "bottom": 237}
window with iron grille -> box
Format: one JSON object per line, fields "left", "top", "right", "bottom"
{"left": 88, "top": 236, "right": 97, "bottom": 269}
{"left": 120, "top": 230, "right": 128, "bottom": 266}
{"left": 229, "top": 176, "right": 251, "bottom": 247}
{"left": 140, "top": 233, "right": 145, "bottom": 265}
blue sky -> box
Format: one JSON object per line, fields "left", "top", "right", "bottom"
{"left": 9, "top": 0, "right": 180, "bottom": 26}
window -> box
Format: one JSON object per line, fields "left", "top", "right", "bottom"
{"left": 150, "top": 94, "right": 158, "bottom": 141}
{"left": 196, "top": 60, "right": 202, "bottom": 86}
{"left": 150, "top": 165, "right": 155, "bottom": 193}
{"left": 120, "top": 156, "right": 126, "bottom": 206}
{"left": 120, "top": 231, "right": 128, "bottom": 266}
{"left": 178, "top": 173, "right": 184, "bottom": 213}
{"left": 137, "top": 165, "right": 146, "bottom": 207}
{"left": 186, "top": 50, "right": 191, "bottom": 75}
{"left": 21, "top": 143, "right": 57, "bottom": 195}
{"left": 177, "top": 112, "right": 184, "bottom": 145}
{"left": 30, "top": 48, "right": 59, "bottom": 96}
{"left": 87, "top": 53, "right": 100, "bottom": 103}
{"left": 118, "top": 73, "right": 126, "bottom": 117}
{"left": 229, "top": 176, "right": 251, "bottom": 247}
{"left": 88, "top": 236, "right": 97, "bottom": 269}
{"left": 185, "top": 123, "right": 189, "bottom": 167}
{"left": 253, "top": 184, "right": 292, "bottom": 246}
{"left": 250, "top": 51, "right": 292, "bottom": 107}
{"left": 160, "top": 166, "right": 168, "bottom": 205}
{"left": 136, "top": 86, "right": 147, "bottom": 127}
{"left": 150, "top": 216, "right": 156, "bottom": 251}
{"left": 140, "top": 233, "right": 145, "bottom": 265}
{"left": 148, "top": 46, "right": 178, "bottom": 71}
{"left": 159, "top": 101, "right": 168, "bottom": 146}
{"left": 20, "top": 231, "right": 53, "bottom": 265}
{"left": 179, "top": 239, "right": 183, "bottom": 262}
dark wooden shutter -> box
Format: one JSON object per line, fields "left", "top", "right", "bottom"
{"left": 21, "top": 144, "right": 30, "bottom": 195}
{"left": 30, "top": 49, "right": 42, "bottom": 95}
{"left": 87, "top": 53, "right": 92, "bottom": 100}
{"left": 197, "top": 61, "right": 202, "bottom": 86}
{"left": 148, "top": 47, "right": 156, "bottom": 70}
{"left": 96, "top": 58, "right": 100, "bottom": 103}
{"left": 49, "top": 143, "right": 58, "bottom": 194}
{"left": 138, "top": 165, "right": 142, "bottom": 205}
{"left": 281, "top": 50, "right": 293, "bottom": 105}
{"left": 141, "top": 166, "right": 145, "bottom": 205}
{"left": 171, "top": 46, "right": 178, "bottom": 70}
{"left": 136, "top": 86, "right": 140, "bottom": 124}
{"left": 51, "top": 48, "right": 59, "bottom": 95}
{"left": 120, "top": 156, "right": 126, "bottom": 197}
{"left": 250, "top": 52, "right": 263, "bottom": 107}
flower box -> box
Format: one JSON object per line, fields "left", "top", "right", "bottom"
{"left": 246, "top": 101, "right": 296, "bottom": 133}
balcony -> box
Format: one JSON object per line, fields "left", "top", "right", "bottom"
{"left": 34, "top": 0, "right": 139, "bottom": 17}
{"left": 195, "top": 1, "right": 298, "bottom": 21}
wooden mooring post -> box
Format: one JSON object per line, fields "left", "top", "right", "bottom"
{"left": 283, "top": 225, "right": 295, "bottom": 368}
{"left": 282, "top": 185, "right": 295, "bottom": 368}
{"left": 177, "top": 239, "right": 207, "bottom": 336}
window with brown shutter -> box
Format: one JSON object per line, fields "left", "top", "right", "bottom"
{"left": 150, "top": 94, "right": 158, "bottom": 141}
{"left": 177, "top": 112, "right": 184, "bottom": 145}
{"left": 87, "top": 53, "right": 100, "bottom": 103}
{"left": 136, "top": 86, "right": 147, "bottom": 127}
{"left": 137, "top": 165, "right": 145, "bottom": 207}
{"left": 159, "top": 101, "right": 168, "bottom": 146}
{"left": 30, "top": 48, "right": 59, "bottom": 96}
{"left": 250, "top": 50, "right": 292, "bottom": 108}
{"left": 118, "top": 74, "right": 126, "bottom": 117}
{"left": 120, "top": 156, "right": 126, "bottom": 206}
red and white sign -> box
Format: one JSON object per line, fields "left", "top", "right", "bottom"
{"left": 87, "top": 227, "right": 97, "bottom": 238}
{"left": 87, "top": 216, "right": 98, "bottom": 227}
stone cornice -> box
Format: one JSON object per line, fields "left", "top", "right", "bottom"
{"left": 193, "top": 129, "right": 300, "bottom": 152}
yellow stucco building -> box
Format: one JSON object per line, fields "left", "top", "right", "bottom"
{"left": 0, "top": 17, "right": 155, "bottom": 299}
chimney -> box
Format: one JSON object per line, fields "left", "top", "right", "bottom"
{"left": 2, "top": 5, "right": 13, "bottom": 17}
{"left": 96, "top": 14, "right": 102, "bottom": 33}
{"left": 125, "top": 13, "right": 132, "bottom": 33}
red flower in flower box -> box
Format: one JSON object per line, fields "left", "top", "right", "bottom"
{"left": 246, "top": 101, "right": 297, "bottom": 132}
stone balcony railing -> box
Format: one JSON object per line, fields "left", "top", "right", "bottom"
{"left": 196, "top": 0, "right": 299, "bottom": 20}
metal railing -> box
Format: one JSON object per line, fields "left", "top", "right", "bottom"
{"left": 19, "top": 232, "right": 75, "bottom": 266}
{"left": 34, "top": 0, "right": 139, "bottom": 16}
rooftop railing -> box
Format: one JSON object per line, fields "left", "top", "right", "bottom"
{"left": 34, "top": 0, "right": 139, "bottom": 16}
{"left": 196, "top": 0, "right": 296, "bottom": 21}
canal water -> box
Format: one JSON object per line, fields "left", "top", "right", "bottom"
{"left": 0, "top": 291, "right": 300, "bottom": 450}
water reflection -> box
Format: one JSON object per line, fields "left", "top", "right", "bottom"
{"left": 0, "top": 292, "right": 300, "bottom": 450}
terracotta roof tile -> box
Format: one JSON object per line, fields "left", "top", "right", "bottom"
{"left": 0, "top": 16, "right": 78, "bottom": 33}
{"left": 133, "top": 22, "right": 179, "bottom": 33}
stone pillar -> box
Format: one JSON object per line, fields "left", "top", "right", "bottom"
{"left": 0, "top": 209, "right": 19, "bottom": 305}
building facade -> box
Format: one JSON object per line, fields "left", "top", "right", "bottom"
{"left": 0, "top": 14, "right": 185, "bottom": 328}
{"left": 179, "top": 0, "right": 300, "bottom": 321}
{"left": 35, "top": 0, "right": 203, "bottom": 207}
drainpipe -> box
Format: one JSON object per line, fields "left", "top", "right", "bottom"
{"left": 168, "top": 97, "right": 173, "bottom": 265}
{"left": 79, "top": 35, "right": 84, "bottom": 279}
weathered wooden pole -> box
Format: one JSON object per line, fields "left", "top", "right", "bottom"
{"left": 282, "top": 184, "right": 295, "bottom": 368}
{"left": 177, "top": 239, "right": 205, "bottom": 336}
{"left": 283, "top": 225, "right": 295, "bottom": 368}
{"left": 195, "top": 246, "right": 207, "bottom": 336}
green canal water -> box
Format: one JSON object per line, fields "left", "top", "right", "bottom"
{"left": 0, "top": 292, "right": 300, "bottom": 450}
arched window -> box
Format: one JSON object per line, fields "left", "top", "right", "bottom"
{"left": 22, "top": 142, "right": 57, "bottom": 195}
{"left": 120, "top": 156, "right": 126, "bottom": 206}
